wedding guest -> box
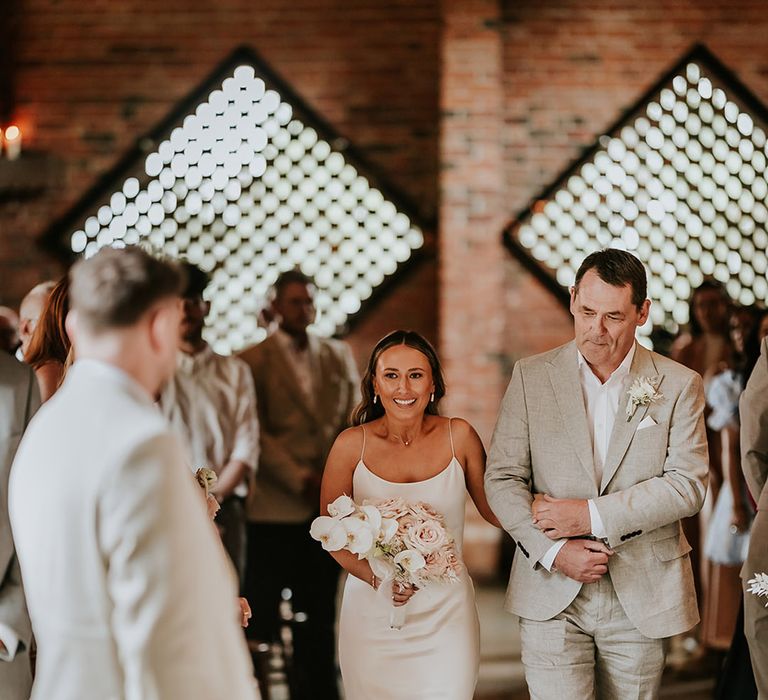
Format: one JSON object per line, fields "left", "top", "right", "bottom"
{"left": 486, "top": 249, "right": 708, "bottom": 698}
{"left": 159, "top": 262, "right": 259, "bottom": 584}
{"left": 0, "top": 307, "right": 20, "bottom": 355}
{"left": 24, "top": 277, "right": 71, "bottom": 402}
{"left": 238, "top": 269, "right": 359, "bottom": 700}
{"left": 702, "top": 305, "right": 764, "bottom": 651}
{"left": 9, "top": 246, "right": 258, "bottom": 700}
{"left": 0, "top": 352, "right": 39, "bottom": 698}
{"left": 17, "top": 281, "right": 55, "bottom": 361}
{"left": 671, "top": 279, "right": 732, "bottom": 631}
{"left": 739, "top": 315, "right": 768, "bottom": 698}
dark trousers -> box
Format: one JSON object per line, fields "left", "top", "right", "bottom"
{"left": 218, "top": 497, "right": 246, "bottom": 590}
{"left": 245, "top": 520, "right": 340, "bottom": 700}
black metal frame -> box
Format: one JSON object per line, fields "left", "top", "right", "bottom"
{"left": 39, "top": 44, "right": 435, "bottom": 333}
{"left": 502, "top": 43, "right": 768, "bottom": 308}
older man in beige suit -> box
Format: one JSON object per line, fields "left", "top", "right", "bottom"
{"left": 238, "top": 269, "right": 359, "bottom": 700}
{"left": 485, "top": 249, "right": 708, "bottom": 699}
{"left": 740, "top": 338, "right": 768, "bottom": 697}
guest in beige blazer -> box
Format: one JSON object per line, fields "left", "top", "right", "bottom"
{"left": 0, "top": 353, "right": 39, "bottom": 699}
{"left": 485, "top": 249, "right": 708, "bottom": 700}
{"left": 739, "top": 336, "right": 768, "bottom": 697}
{"left": 238, "top": 269, "right": 359, "bottom": 700}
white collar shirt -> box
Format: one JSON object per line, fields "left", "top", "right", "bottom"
{"left": 159, "top": 344, "right": 259, "bottom": 497}
{"left": 577, "top": 342, "right": 636, "bottom": 487}
{"left": 275, "top": 329, "right": 315, "bottom": 408}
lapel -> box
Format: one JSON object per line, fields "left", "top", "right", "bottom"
{"left": 599, "top": 343, "right": 663, "bottom": 493}
{"left": 269, "top": 334, "right": 318, "bottom": 425}
{"left": 546, "top": 342, "right": 598, "bottom": 488}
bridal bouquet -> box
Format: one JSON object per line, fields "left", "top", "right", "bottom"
{"left": 310, "top": 495, "right": 461, "bottom": 628}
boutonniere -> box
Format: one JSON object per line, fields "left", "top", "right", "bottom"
{"left": 625, "top": 376, "right": 662, "bottom": 422}
{"left": 747, "top": 573, "right": 768, "bottom": 607}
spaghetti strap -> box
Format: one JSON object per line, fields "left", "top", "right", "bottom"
{"left": 448, "top": 418, "right": 455, "bottom": 459}
{"left": 360, "top": 425, "right": 367, "bottom": 462}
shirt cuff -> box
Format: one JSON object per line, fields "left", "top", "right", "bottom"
{"left": 588, "top": 499, "right": 607, "bottom": 539}
{"left": 0, "top": 623, "right": 20, "bottom": 661}
{"left": 538, "top": 539, "right": 568, "bottom": 571}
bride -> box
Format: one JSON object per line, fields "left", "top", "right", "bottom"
{"left": 320, "top": 330, "right": 499, "bottom": 699}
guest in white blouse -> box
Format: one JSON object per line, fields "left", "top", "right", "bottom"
{"left": 160, "top": 262, "right": 259, "bottom": 585}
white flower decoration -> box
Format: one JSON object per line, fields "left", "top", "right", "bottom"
{"left": 625, "top": 376, "right": 663, "bottom": 421}
{"left": 394, "top": 549, "right": 426, "bottom": 573}
{"left": 309, "top": 516, "right": 347, "bottom": 551}
{"left": 328, "top": 494, "right": 356, "bottom": 519}
{"left": 360, "top": 504, "right": 382, "bottom": 534}
{"left": 747, "top": 572, "right": 768, "bottom": 608}
{"left": 343, "top": 518, "right": 375, "bottom": 556}
{"left": 379, "top": 517, "right": 398, "bottom": 544}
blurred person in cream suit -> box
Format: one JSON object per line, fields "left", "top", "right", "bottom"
{"left": 485, "top": 249, "right": 708, "bottom": 700}
{"left": 238, "top": 269, "right": 359, "bottom": 700}
{"left": 9, "top": 247, "right": 259, "bottom": 700}
{"left": 740, "top": 335, "right": 768, "bottom": 697}
{"left": 0, "top": 352, "right": 39, "bottom": 698}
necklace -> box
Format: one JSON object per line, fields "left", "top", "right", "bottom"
{"left": 392, "top": 434, "right": 412, "bottom": 447}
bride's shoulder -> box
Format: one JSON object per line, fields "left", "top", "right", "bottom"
{"left": 441, "top": 416, "right": 481, "bottom": 444}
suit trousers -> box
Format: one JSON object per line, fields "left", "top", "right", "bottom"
{"left": 743, "top": 510, "right": 768, "bottom": 699}
{"left": 217, "top": 496, "right": 246, "bottom": 589}
{"left": 245, "top": 520, "right": 341, "bottom": 700}
{"left": 519, "top": 574, "right": 666, "bottom": 700}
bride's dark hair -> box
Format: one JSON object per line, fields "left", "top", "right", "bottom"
{"left": 352, "top": 330, "right": 446, "bottom": 426}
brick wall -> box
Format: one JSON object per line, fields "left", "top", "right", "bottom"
{"left": 0, "top": 0, "right": 440, "bottom": 356}
{"left": 5, "top": 0, "right": 768, "bottom": 439}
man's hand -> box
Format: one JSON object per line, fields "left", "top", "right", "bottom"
{"left": 0, "top": 640, "right": 6, "bottom": 655}
{"left": 532, "top": 494, "right": 591, "bottom": 539}
{"left": 552, "top": 539, "right": 613, "bottom": 583}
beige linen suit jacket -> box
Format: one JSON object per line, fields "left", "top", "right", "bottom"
{"left": 238, "top": 333, "right": 359, "bottom": 523}
{"left": 9, "top": 361, "right": 258, "bottom": 700}
{"left": 0, "top": 353, "right": 39, "bottom": 699}
{"left": 741, "top": 337, "right": 768, "bottom": 513}
{"left": 485, "top": 341, "right": 708, "bottom": 639}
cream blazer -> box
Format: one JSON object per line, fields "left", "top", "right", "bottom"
{"left": 238, "top": 333, "right": 359, "bottom": 524}
{"left": 485, "top": 341, "right": 708, "bottom": 639}
{"left": 9, "top": 361, "right": 258, "bottom": 700}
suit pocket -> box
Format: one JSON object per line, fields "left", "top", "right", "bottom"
{"left": 652, "top": 533, "right": 692, "bottom": 562}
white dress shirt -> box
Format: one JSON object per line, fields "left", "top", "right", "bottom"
{"left": 160, "top": 345, "right": 259, "bottom": 497}
{"left": 539, "top": 343, "right": 636, "bottom": 571}
{"left": 275, "top": 329, "right": 316, "bottom": 407}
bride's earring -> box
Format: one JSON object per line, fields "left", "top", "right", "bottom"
{"left": 373, "top": 394, "right": 378, "bottom": 404}
{"left": 430, "top": 392, "right": 435, "bottom": 403}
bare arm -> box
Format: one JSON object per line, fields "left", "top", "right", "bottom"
{"left": 452, "top": 418, "right": 500, "bottom": 527}
{"left": 724, "top": 424, "right": 750, "bottom": 531}
{"left": 319, "top": 427, "right": 377, "bottom": 585}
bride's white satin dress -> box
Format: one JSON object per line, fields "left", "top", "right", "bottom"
{"left": 338, "top": 425, "right": 480, "bottom": 699}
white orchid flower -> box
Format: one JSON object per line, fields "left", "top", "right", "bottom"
{"left": 360, "top": 504, "right": 382, "bottom": 534}
{"left": 379, "top": 517, "right": 398, "bottom": 544}
{"left": 369, "top": 554, "right": 397, "bottom": 581}
{"left": 343, "top": 518, "right": 375, "bottom": 555}
{"left": 328, "top": 494, "right": 356, "bottom": 519}
{"left": 310, "top": 516, "right": 347, "bottom": 551}
{"left": 394, "top": 549, "right": 426, "bottom": 573}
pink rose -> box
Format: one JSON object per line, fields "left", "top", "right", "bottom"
{"left": 404, "top": 519, "right": 448, "bottom": 555}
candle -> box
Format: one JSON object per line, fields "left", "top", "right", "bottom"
{"left": 4, "top": 126, "right": 22, "bottom": 160}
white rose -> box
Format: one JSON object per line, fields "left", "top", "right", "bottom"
{"left": 394, "top": 548, "right": 426, "bottom": 573}
{"left": 310, "top": 516, "right": 347, "bottom": 551}
{"left": 328, "top": 494, "right": 356, "bottom": 519}
{"left": 343, "top": 518, "right": 375, "bottom": 556}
